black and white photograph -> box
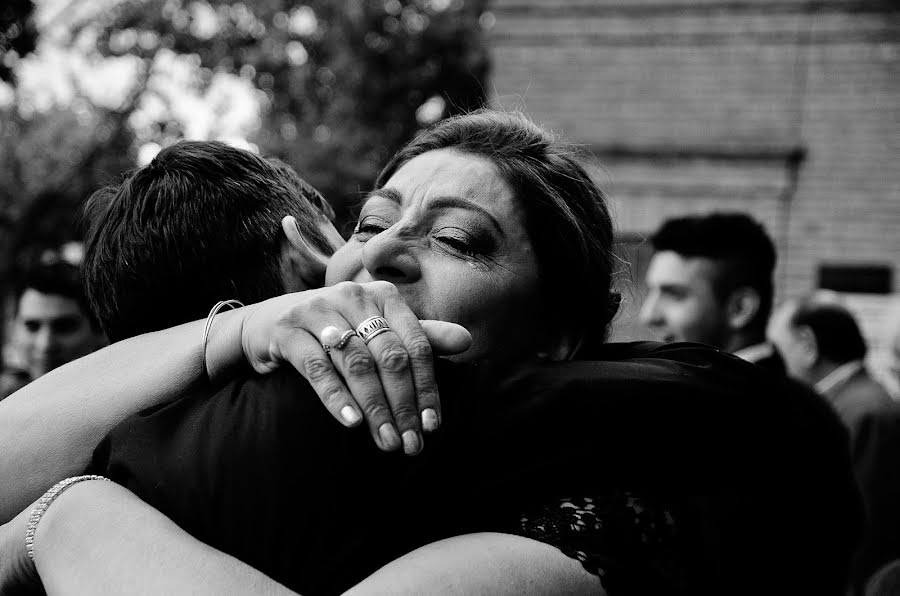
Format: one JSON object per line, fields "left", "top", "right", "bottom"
{"left": 0, "top": 1, "right": 898, "bottom": 594}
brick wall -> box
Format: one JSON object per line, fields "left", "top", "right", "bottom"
{"left": 486, "top": 0, "right": 900, "bottom": 368}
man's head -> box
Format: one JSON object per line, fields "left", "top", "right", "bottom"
{"left": 640, "top": 212, "right": 777, "bottom": 352}
{"left": 767, "top": 295, "right": 867, "bottom": 384}
{"left": 82, "top": 141, "right": 340, "bottom": 342}
{"left": 10, "top": 261, "right": 103, "bottom": 378}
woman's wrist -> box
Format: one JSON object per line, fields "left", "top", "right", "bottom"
{"left": 204, "top": 303, "right": 254, "bottom": 385}
{"left": 30, "top": 480, "right": 110, "bottom": 576}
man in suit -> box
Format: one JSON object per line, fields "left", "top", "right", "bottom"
{"left": 769, "top": 295, "right": 900, "bottom": 594}
{"left": 641, "top": 212, "right": 785, "bottom": 374}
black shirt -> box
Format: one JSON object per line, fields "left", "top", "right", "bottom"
{"left": 91, "top": 342, "right": 860, "bottom": 595}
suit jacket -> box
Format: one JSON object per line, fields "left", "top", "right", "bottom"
{"left": 824, "top": 368, "right": 900, "bottom": 594}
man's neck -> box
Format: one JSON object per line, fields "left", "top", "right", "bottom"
{"left": 723, "top": 331, "right": 767, "bottom": 355}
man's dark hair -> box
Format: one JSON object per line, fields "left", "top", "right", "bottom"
{"left": 790, "top": 298, "right": 867, "bottom": 364}
{"left": 82, "top": 141, "right": 334, "bottom": 342}
{"left": 650, "top": 212, "right": 777, "bottom": 332}
{"left": 12, "top": 261, "right": 98, "bottom": 329}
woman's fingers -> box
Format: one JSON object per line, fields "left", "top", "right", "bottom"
{"left": 419, "top": 320, "right": 472, "bottom": 356}
{"left": 240, "top": 282, "right": 473, "bottom": 454}
{"left": 380, "top": 297, "right": 441, "bottom": 437}
{"left": 329, "top": 332, "right": 408, "bottom": 452}
{"left": 360, "top": 329, "right": 423, "bottom": 454}
{"left": 271, "top": 326, "right": 401, "bottom": 452}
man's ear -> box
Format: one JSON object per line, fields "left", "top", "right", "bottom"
{"left": 280, "top": 215, "right": 346, "bottom": 292}
{"left": 795, "top": 325, "right": 820, "bottom": 368}
{"left": 726, "top": 287, "right": 761, "bottom": 331}
{"left": 282, "top": 214, "right": 345, "bottom": 256}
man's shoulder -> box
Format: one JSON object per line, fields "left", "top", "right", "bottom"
{"left": 90, "top": 367, "right": 397, "bottom": 593}
{"left": 837, "top": 369, "right": 893, "bottom": 403}
{"left": 558, "top": 341, "right": 789, "bottom": 401}
{"left": 115, "top": 368, "right": 328, "bottom": 446}
{"left": 91, "top": 368, "right": 343, "bottom": 498}
{"left": 475, "top": 342, "right": 848, "bottom": 488}
{"left": 832, "top": 369, "right": 896, "bottom": 421}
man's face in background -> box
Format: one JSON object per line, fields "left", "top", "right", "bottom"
{"left": 640, "top": 250, "right": 730, "bottom": 348}
{"left": 12, "top": 288, "right": 101, "bottom": 378}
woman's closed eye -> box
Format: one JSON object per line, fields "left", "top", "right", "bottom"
{"left": 434, "top": 228, "right": 488, "bottom": 258}
{"left": 352, "top": 216, "right": 390, "bottom": 238}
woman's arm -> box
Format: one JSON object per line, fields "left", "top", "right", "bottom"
{"left": 0, "top": 314, "right": 239, "bottom": 523}
{"left": 1, "top": 480, "right": 297, "bottom": 596}
{"left": 0, "top": 284, "right": 470, "bottom": 523}
{"left": 1, "top": 481, "right": 602, "bottom": 596}
{"left": 346, "top": 533, "right": 604, "bottom": 595}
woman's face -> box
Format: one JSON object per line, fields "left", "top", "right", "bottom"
{"left": 326, "top": 148, "right": 544, "bottom": 363}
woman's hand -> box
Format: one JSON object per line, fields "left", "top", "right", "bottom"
{"left": 238, "top": 281, "right": 471, "bottom": 454}
{"left": 0, "top": 502, "right": 40, "bottom": 594}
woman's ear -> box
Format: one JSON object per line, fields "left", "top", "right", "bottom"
{"left": 726, "top": 287, "right": 761, "bottom": 332}
{"left": 279, "top": 215, "right": 345, "bottom": 292}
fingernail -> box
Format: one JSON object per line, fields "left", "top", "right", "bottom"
{"left": 379, "top": 423, "right": 401, "bottom": 451}
{"left": 340, "top": 405, "right": 361, "bottom": 426}
{"left": 402, "top": 430, "right": 422, "bottom": 455}
{"left": 421, "top": 408, "right": 439, "bottom": 432}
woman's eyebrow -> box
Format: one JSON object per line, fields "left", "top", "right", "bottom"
{"left": 365, "top": 188, "right": 403, "bottom": 203}
{"left": 428, "top": 196, "right": 504, "bottom": 237}
{"left": 366, "top": 188, "right": 504, "bottom": 236}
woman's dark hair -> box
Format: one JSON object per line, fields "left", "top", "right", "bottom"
{"left": 376, "top": 110, "right": 618, "bottom": 344}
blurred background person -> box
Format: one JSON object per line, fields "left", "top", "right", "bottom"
{"left": 1, "top": 255, "right": 104, "bottom": 398}
{"left": 640, "top": 212, "right": 784, "bottom": 373}
{"left": 882, "top": 299, "right": 900, "bottom": 400}
{"left": 768, "top": 294, "right": 900, "bottom": 595}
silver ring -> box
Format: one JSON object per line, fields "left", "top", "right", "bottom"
{"left": 336, "top": 329, "right": 357, "bottom": 349}
{"left": 321, "top": 326, "right": 356, "bottom": 355}
{"left": 356, "top": 316, "right": 390, "bottom": 344}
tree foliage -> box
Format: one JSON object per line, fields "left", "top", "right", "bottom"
{"left": 0, "top": 0, "right": 37, "bottom": 83}
{"left": 0, "top": 0, "right": 490, "bottom": 280}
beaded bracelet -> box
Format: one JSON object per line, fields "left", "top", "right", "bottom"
{"left": 25, "top": 475, "right": 111, "bottom": 561}
{"left": 201, "top": 299, "right": 245, "bottom": 380}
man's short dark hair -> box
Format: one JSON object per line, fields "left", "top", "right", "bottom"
{"left": 82, "top": 141, "right": 334, "bottom": 342}
{"left": 790, "top": 298, "right": 867, "bottom": 364}
{"left": 13, "top": 261, "right": 97, "bottom": 328}
{"left": 650, "top": 212, "right": 777, "bottom": 332}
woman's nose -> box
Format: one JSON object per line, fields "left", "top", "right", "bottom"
{"left": 361, "top": 229, "right": 421, "bottom": 285}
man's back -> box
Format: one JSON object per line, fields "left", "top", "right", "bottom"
{"left": 90, "top": 342, "right": 860, "bottom": 595}
{"left": 825, "top": 368, "right": 900, "bottom": 592}
{"left": 827, "top": 368, "right": 896, "bottom": 433}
